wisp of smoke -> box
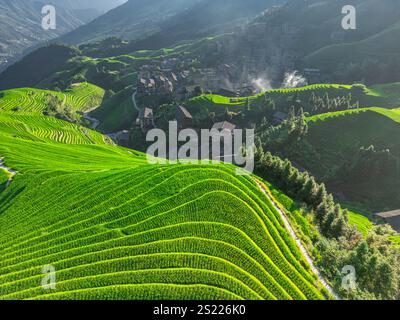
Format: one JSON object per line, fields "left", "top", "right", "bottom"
{"left": 282, "top": 71, "right": 307, "bottom": 88}
{"left": 251, "top": 77, "right": 272, "bottom": 93}
{"left": 222, "top": 78, "right": 235, "bottom": 91}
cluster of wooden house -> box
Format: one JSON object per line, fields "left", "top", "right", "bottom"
{"left": 138, "top": 73, "right": 176, "bottom": 95}
{"left": 137, "top": 57, "right": 193, "bottom": 96}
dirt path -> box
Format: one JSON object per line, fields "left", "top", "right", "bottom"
{"left": 132, "top": 89, "right": 156, "bottom": 127}
{"left": 0, "top": 158, "right": 16, "bottom": 188}
{"left": 132, "top": 90, "right": 140, "bottom": 112}
{"left": 255, "top": 179, "right": 339, "bottom": 299}
{"left": 83, "top": 106, "right": 101, "bottom": 129}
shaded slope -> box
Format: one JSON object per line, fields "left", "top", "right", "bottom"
{"left": 128, "top": 0, "right": 285, "bottom": 51}
{"left": 0, "top": 45, "right": 81, "bottom": 90}
{"left": 186, "top": 83, "right": 400, "bottom": 212}
{"left": 305, "top": 21, "right": 400, "bottom": 74}
{"left": 288, "top": 108, "right": 400, "bottom": 210}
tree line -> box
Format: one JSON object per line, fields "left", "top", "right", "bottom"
{"left": 254, "top": 145, "right": 400, "bottom": 299}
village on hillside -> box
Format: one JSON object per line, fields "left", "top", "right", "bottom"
{"left": 109, "top": 52, "right": 311, "bottom": 149}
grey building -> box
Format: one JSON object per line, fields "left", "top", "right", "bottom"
{"left": 375, "top": 210, "right": 400, "bottom": 233}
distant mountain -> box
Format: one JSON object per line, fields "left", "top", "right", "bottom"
{"left": 0, "top": 0, "right": 79, "bottom": 60}
{"left": 60, "top": 0, "right": 202, "bottom": 45}
{"left": 48, "top": 0, "right": 127, "bottom": 21}
{"left": 57, "top": 0, "right": 127, "bottom": 13}
{"left": 0, "top": 0, "right": 125, "bottom": 68}
{"left": 60, "top": 0, "right": 285, "bottom": 48}
{"left": 200, "top": 0, "right": 400, "bottom": 85}
{"left": 302, "top": 0, "right": 400, "bottom": 84}
{"left": 124, "top": 0, "right": 286, "bottom": 51}
{"left": 4, "top": 0, "right": 400, "bottom": 91}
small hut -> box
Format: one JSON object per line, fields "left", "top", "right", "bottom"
{"left": 375, "top": 210, "right": 400, "bottom": 233}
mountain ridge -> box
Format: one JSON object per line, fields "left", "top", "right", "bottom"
{"left": 0, "top": 0, "right": 126, "bottom": 69}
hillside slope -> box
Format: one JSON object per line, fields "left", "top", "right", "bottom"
{"left": 52, "top": 0, "right": 127, "bottom": 15}
{"left": 0, "top": 110, "right": 326, "bottom": 300}
{"left": 0, "top": 45, "right": 84, "bottom": 90}
{"left": 185, "top": 83, "right": 400, "bottom": 122}
{"left": 305, "top": 21, "right": 400, "bottom": 84}
{"left": 183, "top": 83, "right": 400, "bottom": 212}
{"left": 299, "top": 0, "right": 400, "bottom": 83}
{"left": 283, "top": 108, "right": 400, "bottom": 211}
{"left": 0, "top": 83, "right": 104, "bottom": 114}
{"left": 183, "top": 0, "right": 400, "bottom": 85}
{"left": 127, "top": 0, "right": 285, "bottom": 52}
{"left": 59, "top": 0, "right": 201, "bottom": 45}
{"left": 60, "top": 0, "right": 285, "bottom": 49}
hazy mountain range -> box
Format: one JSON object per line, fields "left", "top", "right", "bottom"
{"left": 0, "top": 0, "right": 126, "bottom": 68}
{"left": 59, "top": 0, "right": 203, "bottom": 45}
{"left": 3, "top": 0, "right": 400, "bottom": 86}
{"left": 60, "top": 0, "right": 285, "bottom": 48}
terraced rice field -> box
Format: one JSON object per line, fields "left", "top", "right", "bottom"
{"left": 347, "top": 211, "right": 373, "bottom": 237}
{"left": 188, "top": 85, "right": 354, "bottom": 109}
{"left": 0, "top": 83, "right": 104, "bottom": 113}
{"left": 64, "top": 83, "right": 105, "bottom": 112}
{"left": 307, "top": 107, "right": 400, "bottom": 123}
{"left": 186, "top": 83, "right": 395, "bottom": 116}
{"left": 0, "top": 112, "right": 111, "bottom": 145}
{"left": 267, "top": 84, "right": 353, "bottom": 94}
{"left": 0, "top": 111, "right": 327, "bottom": 300}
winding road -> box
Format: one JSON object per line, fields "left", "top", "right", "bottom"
{"left": 83, "top": 106, "right": 101, "bottom": 129}
{"left": 0, "top": 158, "right": 16, "bottom": 188}
{"left": 132, "top": 90, "right": 140, "bottom": 112}
{"left": 255, "top": 179, "right": 339, "bottom": 300}
{"left": 132, "top": 90, "right": 156, "bottom": 127}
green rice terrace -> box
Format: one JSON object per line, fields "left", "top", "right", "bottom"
{"left": 0, "top": 110, "right": 328, "bottom": 300}
{"left": 186, "top": 83, "right": 400, "bottom": 116}
{"left": 0, "top": 83, "right": 104, "bottom": 114}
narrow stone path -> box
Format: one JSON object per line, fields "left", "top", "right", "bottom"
{"left": 255, "top": 179, "right": 339, "bottom": 299}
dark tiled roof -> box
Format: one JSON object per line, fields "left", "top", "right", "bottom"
{"left": 212, "top": 121, "right": 236, "bottom": 131}
{"left": 273, "top": 111, "right": 288, "bottom": 121}
{"left": 375, "top": 210, "right": 400, "bottom": 219}
{"left": 176, "top": 106, "right": 192, "bottom": 119}
{"left": 140, "top": 107, "right": 153, "bottom": 119}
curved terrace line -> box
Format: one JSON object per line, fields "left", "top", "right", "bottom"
{"left": 255, "top": 179, "right": 339, "bottom": 300}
